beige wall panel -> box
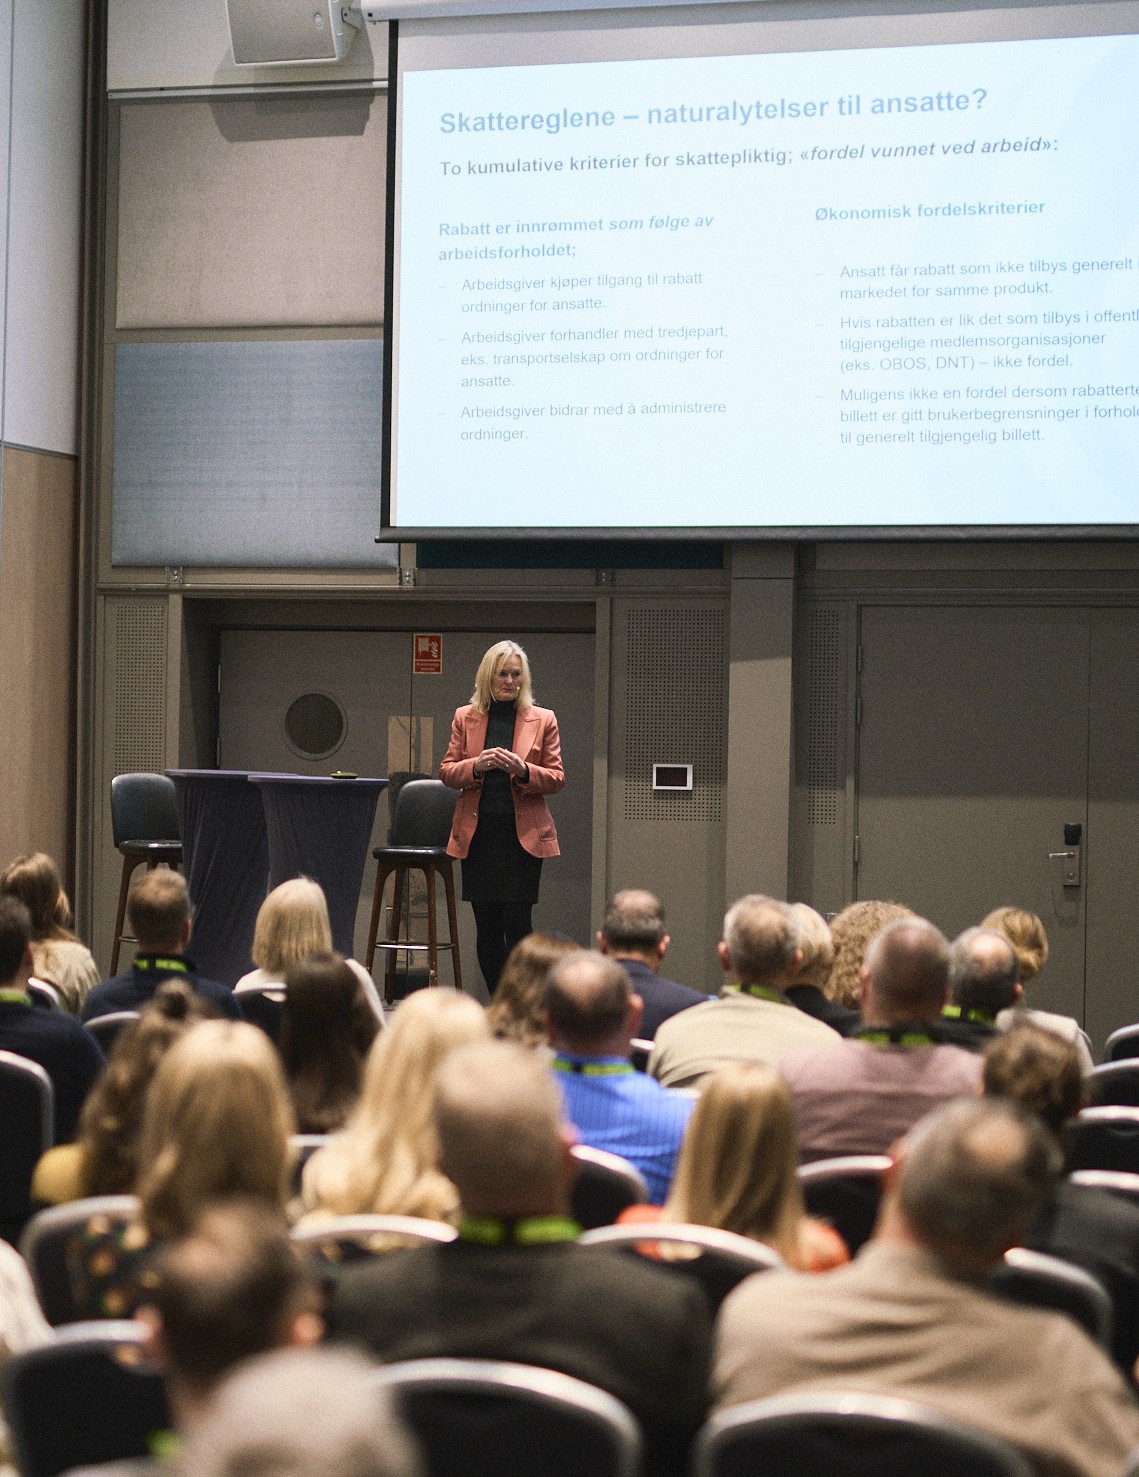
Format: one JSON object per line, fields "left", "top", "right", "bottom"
{"left": 0, "top": 447, "right": 77, "bottom": 876}
{"left": 116, "top": 96, "right": 386, "bottom": 329}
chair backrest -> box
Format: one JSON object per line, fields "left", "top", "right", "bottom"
{"left": 987, "top": 1247, "right": 1113, "bottom": 1348}
{"left": 1066, "top": 1107, "right": 1139, "bottom": 1173}
{"left": 797, "top": 1155, "right": 891, "bottom": 1255}
{"left": 27, "top": 980, "right": 62, "bottom": 1011}
{"left": 569, "top": 1146, "right": 648, "bottom": 1230}
{"left": 4, "top": 1321, "right": 170, "bottom": 1477}
{"left": 1087, "top": 1061, "right": 1139, "bottom": 1108}
{"left": 20, "top": 1197, "right": 140, "bottom": 1326}
{"left": 580, "top": 1223, "right": 783, "bottom": 1313}
{"left": 1067, "top": 1167, "right": 1139, "bottom": 1208}
{"left": 84, "top": 1012, "right": 140, "bottom": 1056}
{"left": 1105, "top": 1024, "right": 1139, "bottom": 1062}
{"left": 0, "top": 1050, "right": 55, "bottom": 1244}
{"left": 694, "top": 1392, "right": 1034, "bottom": 1477}
{"left": 237, "top": 985, "right": 285, "bottom": 1043}
{"left": 373, "top": 1358, "right": 642, "bottom": 1477}
{"left": 110, "top": 773, "right": 181, "bottom": 849}
{"left": 390, "top": 779, "right": 459, "bottom": 849}
{"left": 629, "top": 1038, "right": 653, "bottom": 1072}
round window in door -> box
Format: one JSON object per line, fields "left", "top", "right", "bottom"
{"left": 284, "top": 691, "right": 346, "bottom": 762}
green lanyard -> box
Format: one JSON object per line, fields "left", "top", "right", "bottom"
{"left": 134, "top": 957, "right": 189, "bottom": 974}
{"left": 458, "top": 1215, "right": 581, "bottom": 1246}
{"left": 0, "top": 989, "right": 29, "bottom": 1005}
{"left": 941, "top": 1004, "right": 996, "bottom": 1025}
{"left": 727, "top": 983, "right": 792, "bottom": 1006}
{"left": 552, "top": 1056, "right": 634, "bottom": 1078}
{"left": 856, "top": 1026, "right": 936, "bottom": 1047}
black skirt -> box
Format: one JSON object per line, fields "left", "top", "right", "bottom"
{"left": 462, "top": 812, "right": 542, "bottom": 904}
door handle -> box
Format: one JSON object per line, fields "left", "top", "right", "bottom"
{"left": 1048, "top": 849, "right": 1081, "bottom": 887}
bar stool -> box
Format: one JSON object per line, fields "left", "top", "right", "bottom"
{"left": 109, "top": 774, "right": 182, "bottom": 975}
{"left": 365, "top": 780, "right": 461, "bottom": 998}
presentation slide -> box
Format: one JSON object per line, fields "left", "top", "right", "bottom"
{"left": 390, "top": 28, "right": 1139, "bottom": 530}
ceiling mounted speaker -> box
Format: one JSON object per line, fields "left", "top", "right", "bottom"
{"left": 226, "top": 0, "right": 361, "bottom": 66}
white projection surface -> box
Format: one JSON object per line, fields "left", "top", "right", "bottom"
{"left": 389, "top": 24, "right": 1139, "bottom": 531}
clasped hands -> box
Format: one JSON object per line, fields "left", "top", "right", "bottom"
{"left": 474, "top": 747, "right": 526, "bottom": 779}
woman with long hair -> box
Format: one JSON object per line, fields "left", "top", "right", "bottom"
{"left": 280, "top": 953, "right": 379, "bottom": 1133}
{"left": 0, "top": 852, "right": 99, "bottom": 1013}
{"left": 485, "top": 932, "right": 581, "bottom": 1048}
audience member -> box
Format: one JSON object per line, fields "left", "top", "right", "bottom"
{"left": 68, "top": 1019, "right": 293, "bottom": 1318}
{"left": 827, "top": 899, "right": 915, "bottom": 1009}
{"left": 621, "top": 1062, "right": 847, "bottom": 1271}
{"left": 0, "top": 895, "right": 104, "bottom": 1143}
{"left": 0, "top": 851, "right": 100, "bottom": 1013}
{"left": 179, "top": 1347, "right": 421, "bottom": 1477}
{"left": 938, "top": 926, "right": 1020, "bottom": 1051}
{"left": 784, "top": 902, "right": 860, "bottom": 1033}
{"left": 648, "top": 896, "right": 838, "bottom": 1090}
{"left": 330, "top": 1040, "right": 711, "bottom": 1477}
{"left": 300, "top": 988, "right": 488, "bottom": 1223}
{"left": 596, "top": 889, "right": 707, "bottom": 1037}
{"left": 280, "top": 953, "right": 378, "bottom": 1133}
{"left": 485, "top": 932, "right": 580, "bottom": 1048}
{"left": 0, "top": 1240, "right": 49, "bottom": 1473}
{"left": 31, "top": 982, "right": 208, "bottom": 1205}
{"left": 714, "top": 1097, "right": 1139, "bottom": 1477}
{"left": 81, "top": 871, "right": 240, "bottom": 1022}
{"left": 779, "top": 918, "right": 981, "bottom": 1160}
{"left": 982, "top": 905, "right": 1094, "bottom": 1070}
{"left": 984, "top": 1023, "right": 1139, "bottom": 1373}
{"left": 235, "top": 877, "right": 385, "bottom": 1024}
{"left": 545, "top": 951, "right": 692, "bottom": 1203}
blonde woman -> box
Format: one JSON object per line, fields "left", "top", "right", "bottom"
{"left": 439, "top": 640, "right": 565, "bottom": 992}
{"left": 620, "top": 1062, "right": 848, "bottom": 1272}
{"left": 236, "top": 877, "right": 385, "bottom": 1024}
{"left": 68, "top": 1019, "right": 294, "bottom": 1318}
{"left": 485, "top": 932, "right": 581, "bottom": 1049}
{"left": 981, "top": 905, "right": 1093, "bottom": 1071}
{"left": 0, "top": 852, "right": 99, "bottom": 1013}
{"left": 300, "top": 988, "right": 488, "bottom": 1224}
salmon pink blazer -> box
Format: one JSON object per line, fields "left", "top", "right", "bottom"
{"left": 439, "top": 704, "right": 565, "bottom": 860}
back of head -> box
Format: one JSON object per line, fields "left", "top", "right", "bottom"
{"left": 666, "top": 1061, "right": 803, "bottom": 1259}
{"left": 982, "top": 1023, "right": 1084, "bottom": 1138}
{"left": 948, "top": 927, "right": 1020, "bottom": 1016}
{"left": 722, "top": 895, "right": 798, "bottom": 987}
{"left": 128, "top": 869, "right": 191, "bottom": 954}
{"left": 435, "top": 1039, "right": 567, "bottom": 1218}
{"left": 137, "top": 1019, "right": 294, "bottom": 1237}
{"left": 179, "top": 1347, "right": 421, "bottom": 1477}
{"left": 828, "top": 899, "right": 916, "bottom": 1008}
{"left": 543, "top": 950, "right": 631, "bottom": 1050}
{"left": 0, "top": 852, "right": 70, "bottom": 940}
{"left": 897, "top": 1097, "right": 1060, "bottom": 1275}
{"left": 280, "top": 953, "right": 377, "bottom": 1133}
{"left": 863, "top": 917, "right": 950, "bottom": 1020}
{"left": 789, "top": 903, "right": 835, "bottom": 991}
{"left": 149, "top": 1199, "right": 314, "bottom": 1398}
{"left": 981, "top": 905, "right": 1049, "bottom": 984}
{"left": 0, "top": 895, "right": 31, "bottom": 985}
{"left": 486, "top": 933, "right": 581, "bottom": 1048}
{"left": 253, "top": 878, "right": 332, "bottom": 974}
{"left": 601, "top": 889, "right": 666, "bottom": 956}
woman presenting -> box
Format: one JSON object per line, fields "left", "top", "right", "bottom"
{"left": 440, "top": 640, "right": 565, "bottom": 993}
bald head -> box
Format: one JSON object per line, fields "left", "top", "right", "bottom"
{"left": 544, "top": 950, "right": 637, "bottom": 1053}
{"left": 435, "top": 1040, "right": 570, "bottom": 1218}
{"left": 600, "top": 889, "right": 667, "bottom": 960}
{"left": 721, "top": 895, "right": 801, "bottom": 988}
{"left": 862, "top": 918, "right": 950, "bottom": 1023}
{"left": 948, "top": 927, "right": 1021, "bottom": 1017}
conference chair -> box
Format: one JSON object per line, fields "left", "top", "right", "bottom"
{"left": 1065, "top": 1107, "right": 1139, "bottom": 1173}
{"left": 237, "top": 983, "right": 285, "bottom": 1043}
{"left": 26, "top": 980, "right": 62, "bottom": 1011}
{"left": 109, "top": 773, "right": 182, "bottom": 975}
{"left": 797, "top": 1155, "right": 891, "bottom": 1255}
{"left": 569, "top": 1145, "right": 648, "bottom": 1229}
{"left": 292, "top": 1213, "right": 457, "bottom": 1298}
{"left": 1106, "top": 1024, "right": 1139, "bottom": 1062}
{"left": 1086, "top": 1061, "right": 1139, "bottom": 1108}
{"left": 693, "top": 1392, "right": 1034, "bottom": 1477}
{"left": 373, "top": 1358, "right": 642, "bottom": 1477}
{"left": 987, "top": 1247, "right": 1113, "bottom": 1349}
{"left": 84, "top": 1011, "right": 140, "bottom": 1056}
{"left": 288, "top": 1132, "right": 328, "bottom": 1194}
{"left": 0, "top": 1050, "right": 54, "bottom": 1246}
{"left": 580, "top": 1222, "right": 782, "bottom": 1313}
{"left": 21, "top": 1196, "right": 140, "bottom": 1326}
{"left": 1067, "top": 1167, "right": 1139, "bottom": 1210}
{"left": 4, "top": 1321, "right": 169, "bottom": 1477}
{"left": 365, "top": 779, "right": 462, "bottom": 997}
{"left": 629, "top": 1038, "right": 653, "bottom": 1072}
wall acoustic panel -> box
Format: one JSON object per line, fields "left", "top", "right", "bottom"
{"left": 116, "top": 96, "right": 385, "bottom": 330}
{"left": 111, "top": 339, "right": 395, "bottom": 569}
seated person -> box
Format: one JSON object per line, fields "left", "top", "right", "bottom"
{"left": 280, "top": 954, "right": 378, "bottom": 1134}
{"left": 938, "top": 926, "right": 1019, "bottom": 1051}
{"left": 595, "top": 890, "right": 707, "bottom": 1038}
{"left": 983, "top": 905, "right": 1094, "bottom": 1071}
{"left": 0, "top": 851, "right": 100, "bottom": 1013}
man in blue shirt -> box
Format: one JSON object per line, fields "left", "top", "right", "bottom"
{"left": 545, "top": 950, "right": 692, "bottom": 1203}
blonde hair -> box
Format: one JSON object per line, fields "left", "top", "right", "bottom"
{"left": 827, "top": 899, "right": 915, "bottom": 1008}
{"left": 470, "top": 641, "right": 534, "bottom": 713}
{"left": 664, "top": 1062, "right": 804, "bottom": 1264}
{"left": 0, "top": 852, "right": 75, "bottom": 942}
{"left": 252, "top": 879, "right": 332, "bottom": 974}
{"left": 136, "top": 1021, "right": 294, "bottom": 1239}
{"left": 486, "top": 933, "right": 582, "bottom": 1048}
{"left": 301, "top": 988, "right": 489, "bottom": 1221}
{"left": 982, "top": 906, "right": 1048, "bottom": 983}
{"left": 789, "top": 903, "right": 834, "bottom": 991}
